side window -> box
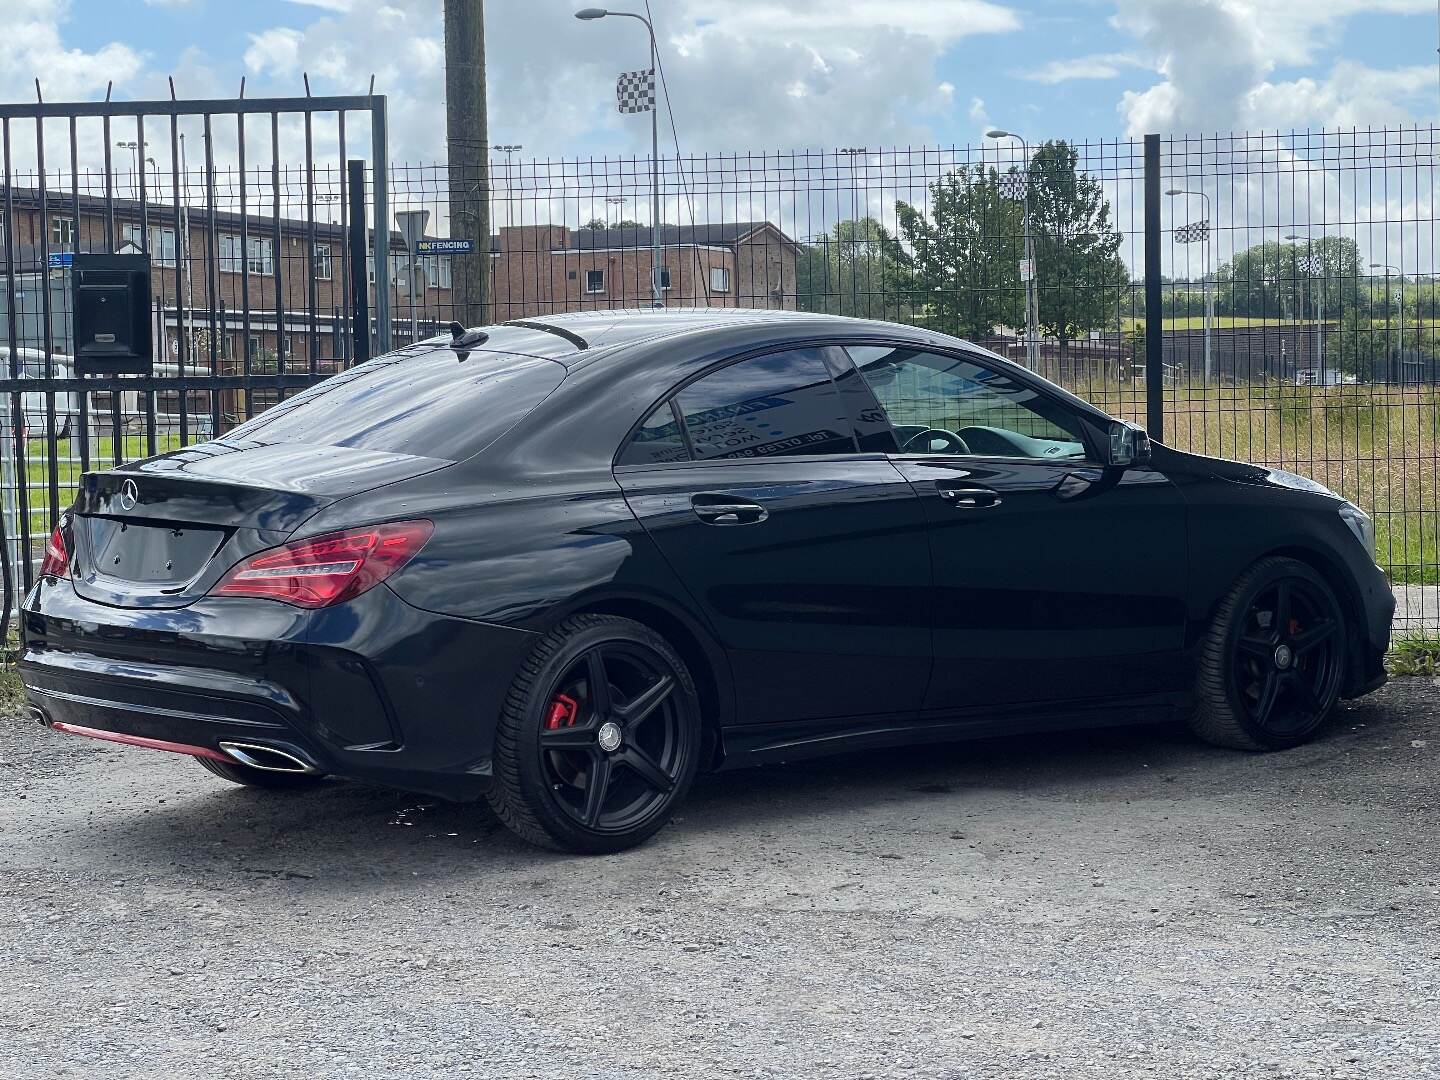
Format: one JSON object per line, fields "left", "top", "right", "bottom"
{"left": 848, "top": 346, "right": 1089, "bottom": 460}
{"left": 676, "top": 348, "right": 855, "bottom": 461}
{"left": 618, "top": 401, "right": 689, "bottom": 467}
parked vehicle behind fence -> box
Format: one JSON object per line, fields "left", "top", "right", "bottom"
{"left": 18, "top": 309, "right": 1394, "bottom": 853}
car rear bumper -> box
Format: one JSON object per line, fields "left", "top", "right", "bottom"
{"left": 19, "top": 578, "right": 539, "bottom": 800}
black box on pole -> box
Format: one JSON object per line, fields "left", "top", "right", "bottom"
{"left": 71, "top": 253, "right": 153, "bottom": 376}
{"left": 347, "top": 159, "right": 371, "bottom": 366}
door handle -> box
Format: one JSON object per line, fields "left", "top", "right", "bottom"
{"left": 691, "top": 494, "right": 770, "bottom": 525}
{"left": 937, "top": 484, "right": 1001, "bottom": 509}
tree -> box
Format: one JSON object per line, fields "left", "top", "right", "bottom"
{"left": 796, "top": 217, "right": 904, "bottom": 320}
{"left": 1219, "top": 236, "right": 1364, "bottom": 320}
{"left": 889, "top": 165, "right": 1024, "bottom": 339}
{"left": 582, "top": 218, "right": 643, "bottom": 231}
{"left": 1026, "top": 140, "right": 1130, "bottom": 362}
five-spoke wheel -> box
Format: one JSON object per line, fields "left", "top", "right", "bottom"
{"left": 487, "top": 614, "right": 702, "bottom": 852}
{"left": 1192, "top": 556, "right": 1346, "bottom": 750}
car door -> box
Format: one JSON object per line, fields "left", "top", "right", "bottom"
{"left": 614, "top": 345, "right": 933, "bottom": 728}
{"left": 839, "top": 343, "right": 1189, "bottom": 714}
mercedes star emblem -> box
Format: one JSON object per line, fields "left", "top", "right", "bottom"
{"left": 119, "top": 479, "right": 139, "bottom": 512}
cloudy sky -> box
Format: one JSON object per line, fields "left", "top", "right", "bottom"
{"left": 7, "top": 0, "right": 1440, "bottom": 163}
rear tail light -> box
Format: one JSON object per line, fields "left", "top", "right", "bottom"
{"left": 40, "top": 524, "right": 68, "bottom": 579}
{"left": 211, "top": 519, "right": 433, "bottom": 608}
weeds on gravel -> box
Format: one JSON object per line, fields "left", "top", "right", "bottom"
{"left": 1387, "top": 635, "right": 1440, "bottom": 676}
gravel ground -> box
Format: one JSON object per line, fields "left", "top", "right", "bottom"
{"left": 1, "top": 682, "right": 1437, "bottom": 1080}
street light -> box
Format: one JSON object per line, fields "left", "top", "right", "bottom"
{"left": 493, "top": 144, "right": 523, "bottom": 232}
{"left": 1371, "top": 261, "right": 1402, "bottom": 373}
{"left": 115, "top": 139, "right": 149, "bottom": 199}
{"left": 576, "top": 7, "right": 664, "bottom": 307}
{"left": 988, "top": 128, "right": 1037, "bottom": 370}
{"left": 1285, "top": 233, "right": 1323, "bottom": 377}
{"left": 1167, "top": 188, "right": 1214, "bottom": 385}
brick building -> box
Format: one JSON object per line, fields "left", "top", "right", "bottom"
{"left": 0, "top": 188, "right": 801, "bottom": 366}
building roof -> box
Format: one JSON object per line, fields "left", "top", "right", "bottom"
{"left": 2, "top": 185, "right": 800, "bottom": 258}
{"left": 563, "top": 222, "right": 800, "bottom": 253}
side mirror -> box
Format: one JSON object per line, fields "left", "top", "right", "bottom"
{"left": 1108, "top": 420, "right": 1152, "bottom": 467}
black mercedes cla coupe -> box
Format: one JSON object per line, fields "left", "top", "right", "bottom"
{"left": 20, "top": 309, "right": 1393, "bottom": 852}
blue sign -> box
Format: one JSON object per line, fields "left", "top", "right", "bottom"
{"left": 47, "top": 251, "right": 73, "bottom": 269}
{"left": 414, "top": 238, "right": 475, "bottom": 254}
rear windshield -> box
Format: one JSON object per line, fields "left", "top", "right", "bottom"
{"left": 222, "top": 346, "right": 564, "bottom": 462}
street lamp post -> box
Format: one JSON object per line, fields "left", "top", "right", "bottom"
{"left": 115, "top": 139, "right": 149, "bottom": 200}
{"left": 1285, "top": 233, "right": 1323, "bottom": 378}
{"left": 988, "top": 129, "right": 1037, "bottom": 370}
{"left": 493, "top": 144, "right": 523, "bottom": 232}
{"left": 1371, "top": 261, "right": 1402, "bottom": 379}
{"left": 576, "top": 8, "right": 664, "bottom": 307}
{"left": 1167, "top": 187, "right": 1214, "bottom": 385}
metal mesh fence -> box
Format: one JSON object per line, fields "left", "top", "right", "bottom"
{"left": 3, "top": 125, "right": 1438, "bottom": 633}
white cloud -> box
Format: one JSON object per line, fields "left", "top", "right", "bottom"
{"left": 1, "top": 0, "right": 145, "bottom": 103}
{"left": 243, "top": 27, "right": 306, "bottom": 77}
{"left": 1021, "top": 52, "right": 1146, "bottom": 84}
{"left": 1113, "top": 0, "right": 1437, "bottom": 135}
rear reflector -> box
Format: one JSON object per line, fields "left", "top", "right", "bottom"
{"left": 39, "top": 524, "right": 68, "bottom": 579}
{"left": 49, "top": 721, "right": 230, "bottom": 762}
{"left": 210, "top": 519, "right": 433, "bottom": 609}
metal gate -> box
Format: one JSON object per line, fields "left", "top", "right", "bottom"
{"left": 0, "top": 91, "right": 391, "bottom": 621}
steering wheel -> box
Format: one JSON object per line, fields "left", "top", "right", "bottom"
{"left": 901, "top": 427, "right": 970, "bottom": 455}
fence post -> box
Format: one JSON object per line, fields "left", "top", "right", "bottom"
{"left": 1143, "top": 133, "right": 1164, "bottom": 442}
{"left": 347, "top": 158, "right": 371, "bottom": 366}
{"left": 370, "top": 97, "right": 392, "bottom": 355}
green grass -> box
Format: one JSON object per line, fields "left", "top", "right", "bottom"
{"left": 1387, "top": 635, "right": 1440, "bottom": 676}
{"left": 1120, "top": 316, "right": 1315, "bottom": 331}
{"left": 17, "top": 435, "right": 187, "bottom": 534}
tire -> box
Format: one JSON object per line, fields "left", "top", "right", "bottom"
{"left": 195, "top": 755, "right": 328, "bottom": 791}
{"left": 1191, "top": 556, "right": 1347, "bottom": 751}
{"left": 486, "top": 614, "right": 703, "bottom": 854}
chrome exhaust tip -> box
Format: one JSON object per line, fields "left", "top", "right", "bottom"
{"left": 25, "top": 705, "right": 48, "bottom": 728}
{"left": 218, "top": 741, "right": 319, "bottom": 775}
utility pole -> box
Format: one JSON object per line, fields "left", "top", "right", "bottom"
{"left": 444, "top": 0, "right": 490, "bottom": 328}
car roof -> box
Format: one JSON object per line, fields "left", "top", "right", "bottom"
{"left": 472, "top": 308, "right": 944, "bottom": 369}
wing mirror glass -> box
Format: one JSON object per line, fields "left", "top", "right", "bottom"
{"left": 1108, "top": 420, "right": 1152, "bottom": 467}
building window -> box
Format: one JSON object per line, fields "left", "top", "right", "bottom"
{"left": 659, "top": 266, "right": 672, "bottom": 291}
{"left": 123, "top": 224, "right": 176, "bottom": 267}
{"left": 247, "top": 237, "right": 274, "bottom": 276}
{"left": 220, "top": 234, "right": 243, "bottom": 274}
{"left": 585, "top": 269, "right": 606, "bottom": 294}
{"left": 709, "top": 266, "right": 730, "bottom": 293}
{"left": 313, "top": 242, "right": 332, "bottom": 281}
{"left": 50, "top": 217, "right": 75, "bottom": 248}
{"left": 422, "top": 253, "right": 451, "bottom": 289}
{"left": 367, "top": 254, "right": 376, "bottom": 285}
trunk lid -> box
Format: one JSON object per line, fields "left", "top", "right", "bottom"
{"left": 68, "top": 439, "right": 448, "bottom": 609}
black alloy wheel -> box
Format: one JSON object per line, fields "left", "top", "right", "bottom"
{"left": 487, "top": 614, "right": 702, "bottom": 853}
{"left": 1192, "top": 556, "right": 1346, "bottom": 750}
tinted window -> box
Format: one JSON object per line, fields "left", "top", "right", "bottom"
{"left": 850, "top": 346, "right": 1088, "bottom": 460}
{"left": 223, "top": 346, "right": 564, "bottom": 462}
{"left": 619, "top": 401, "right": 689, "bottom": 466}
{"left": 676, "top": 349, "right": 854, "bottom": 461}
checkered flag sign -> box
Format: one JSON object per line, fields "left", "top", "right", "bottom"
{"left": 1174, "top": 220, "right": 1211, "bottom": 244}
{"left": 616, "top": 69, "right": 655, "bottom": 114}
{"left": 999, "top": 171, "right": 1028, "bottom": 201}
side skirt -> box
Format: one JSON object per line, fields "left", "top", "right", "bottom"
{"left": 715, "top": 693, "right": 1189, "bottom": 770}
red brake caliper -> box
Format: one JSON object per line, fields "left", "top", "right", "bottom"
{"left": 545, "top": 692, "right": 580, "bottom": 730}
